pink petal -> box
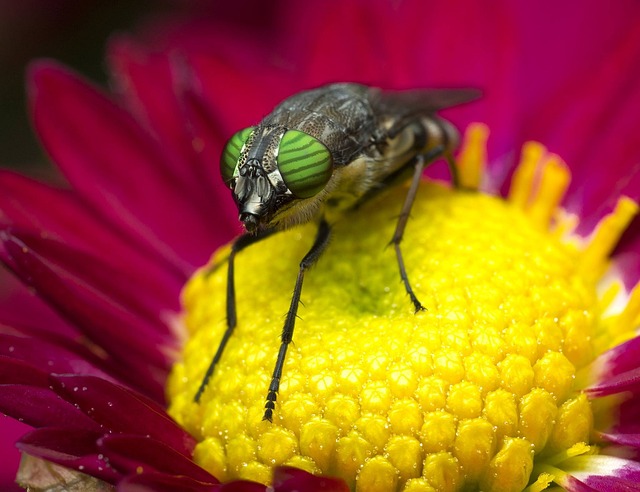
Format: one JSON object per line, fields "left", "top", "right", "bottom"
{"left": 273, "top": 467, "right": 348, "bottom": 492}
{"left": 3, "top": 229, "right": 178, "bottom": 330}
{"left": 0, "top": 381, "right": 99, "bottom": 431}
{"left": 1, "top": 231, "right": 170, "bottom": 401}
{"left": 586, "top": 368, "right": 640, "bottom": 398}
{"left": 0, "top": 333, "right": 115, "bottom": 382}
{"left": 0, "top": 415, "right": 28, "bottom": 492}
{"left": 561, "top": 455, "right": 640, "bottom": 491}
{"left": 49, "top": 375, "right": 195, "bottom": 458}
{"left": 599, "top": 432, "right": 640, "bottom": 449}
{"left": 98, "top": 434, "right": 216, "bottom": 483}
{"left": 117, "top": 472, "right": 221, "bottom": 492}
{"left": 16, "top": 427, "right": 120, "bottom": 484}
{"left": 591, "top": 336, "right": 640, "bottom": 381}
{"left": 29, "top": 61, "right": 224, "bottom": 273}
{"left": 107, "top": 38, "right": 222, "bottom": 218}
{"left": 0, "top": 170, "right": 186, "bottom": 293}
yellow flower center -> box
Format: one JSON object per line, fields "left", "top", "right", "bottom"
{"left": 167, "top": 125, "right": 638, "bottom": 491}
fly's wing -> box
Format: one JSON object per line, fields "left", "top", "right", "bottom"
{"left": 372, "top": 88, "right": 481, "bottom": 139}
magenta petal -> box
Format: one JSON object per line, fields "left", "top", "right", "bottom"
{"left": 272, "top": 467, "right": 348, "bottom": 492}
{"left": 3, "top": 229, "right": 177, "bottom": 331}
{"left": 0, "top": 334, "right": 115, "bottom": 382}
{"left": 98, "top": 435, "right": 216, "bottom": 483}
{"left": 0, "top": 170, "right": 186, "bottom": 293}
{"left": 592, "top": 336, "right": 640, "bottom": 380}
{"left": 599, "top": 432, "right": 640, "bottom": 449}
{"left": 0, "top": 382, "right": 99, "bottom": 430}
{"left": 585, "top": 367, "right": 640, "bottom": 398}
{"left": 49, "top": 375, "right": 195, "bottom": 458}
{"left": 117, "top": 472, "right": 221, "bottom": 492}
{"left": 29, "top": 61, "right": 223, "bottom": 273}
{"left": 1, "top": 231, "right": 170, "bottom": 399}
{"left": 107, "top": 38, "right": 218, "bottom": 217}
{"left": 218, "top": 481, "right": 266, "bottom": 492}
{"left": 16, "top": 427, "right": 120, "bottom": 484}
{"left": 0, "top": 355, "right": 49, "bottom": 387}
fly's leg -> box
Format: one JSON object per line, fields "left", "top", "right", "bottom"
{"left": 195, "top": 228, "right": 276, "bottom": 403}
{"left": 445, "top": 151, "right": 460, "bottom": 188}
{"left": 263, "top": 219, "right": 331, "bottom": 422}
{"left": 391, "top": 145, "right": 449, "bottom": 312}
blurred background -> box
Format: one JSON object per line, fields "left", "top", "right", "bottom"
{"left": 0, "top": 0, "right": 175, "bottom": 178}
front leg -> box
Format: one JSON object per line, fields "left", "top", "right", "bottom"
{"left": 195, "top": 228, "right": 277, "bottom": 403}
{"left": 263, "top": 219, "right": 331, "bottom": 422}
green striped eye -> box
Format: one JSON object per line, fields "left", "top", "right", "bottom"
{"left": 277, "top": 130, "right": 333, "bottom": 198}
{"left": 220, "top": 127, "right": 254, "bottom": 184}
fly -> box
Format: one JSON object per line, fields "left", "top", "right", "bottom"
{"left": 194, "top": 83, "right": 478, "bottom": 421}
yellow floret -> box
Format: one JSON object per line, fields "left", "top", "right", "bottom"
{"left": 166, "top": 129, "right": 635, "bottom": 490}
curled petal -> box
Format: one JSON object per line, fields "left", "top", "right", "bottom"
{"left": 1, "top": 231, "right": 170, "bottom": 401}
{"left": 561, "top": 455, "right": 640, "bottom": 491}
{"left": 29, "top": 61, "right": 222, "bottom": 273}
{"left": 117, "top": 472, "right": 223, "bottom": 492}
{"left": 49, "top": 375, "right": 195, "bottom": 458}
{"left": 17, "top": 428, "right": 120, "bottom": 484}
{"left": 0, "top": 334, "right": 115, "bottom": 381}
{"left": 273, "top": 467, "right": 349, "bottom": 492}
{"left": 98, "top": 434, "right": 217, "bottom": 483}
{"left": 0, "top": 382, "right": 99, "bottom": 430}
{"left": 0, "top": 170, "right": 185, "bottom": 293}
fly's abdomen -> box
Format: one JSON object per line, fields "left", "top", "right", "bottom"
{"left": 413, "top": 116, "right": 461, "bottom": 156}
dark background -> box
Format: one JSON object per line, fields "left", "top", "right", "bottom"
{"left": 0, "top": 1, "right": 173, "bottom": 178}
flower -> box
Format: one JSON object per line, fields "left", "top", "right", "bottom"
{"left": 1, "top": 1, "right": 640, "bottom": 491}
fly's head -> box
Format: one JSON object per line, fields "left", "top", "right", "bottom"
{"left": 220, "top": 125, "right": 334, "bottom": 232}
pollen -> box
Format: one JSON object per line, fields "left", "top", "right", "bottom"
{"left": 167, "top": 125, "right": 638, "bottom": 491}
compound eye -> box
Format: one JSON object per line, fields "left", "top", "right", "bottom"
{"left": 277, "top": 130, "right": 333, "bottom": 198}
{"left": 220, "top": 127, "right": 254, "bottom": 185}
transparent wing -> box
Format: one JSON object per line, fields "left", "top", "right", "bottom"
{"left": 373, "top": 88, "right": 481, "bottom": 115}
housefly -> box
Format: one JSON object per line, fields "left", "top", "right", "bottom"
{"left": 195, "top": 83, "right": 478, "bottom": 421}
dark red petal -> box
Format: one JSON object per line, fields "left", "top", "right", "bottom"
{"left": 107, "top": 38, "right": 219, "bottom": 217}
{"left": 0, "top": 268, "right": 74, "bottom": 338}
{"left": 4, "top": 229, "right": 177, "bottom": 332}
{"left": 0, "top": 170, "right": 186, "bottom": 293}
{"left": 272, "top": 467, "right": 348, "bottom": 492}
{"left": 0, "top": 334, "right": 115, "bottom": 382}
{"left": 49, "top": 375, "right": 195, "bottom": 458}
{"left": 0, "top": 381, "right": 99, "bottom": 431}
{"left": 0, "top": 355, "right": 49, "bottom": 387}
{"left": 117, "top": 472, "right": 222, "bottom": 492}
{"left": 29, "top": 61, "right": 223, "bottom": 273}
{"left": 98, "top": 435, "right": 216, "bottom": 483}
{"left": 1, "top": 231, "right": 170, "bottom": 401}
{"left": 218, "top": 480, "right": 266, "bottom": 492}
{"left": 16, "top": 428, "right": 120, "bottom": 484}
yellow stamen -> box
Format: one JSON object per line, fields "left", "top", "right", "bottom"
{"left": 167, "top": 126, "right": 640, "bottom": 491}
{"left": 508, "top": 141, "right": 545, "bottom": 208}
{"left": 456, "top": 122, "right": 489, "bottom": 190}
{"left": 581, "top": 196, "right": 639, "bottom": 277}
{"left": 527, "top": 154, "right": 570, "bottom": 229}
{"left": 615, "top": 282, "right": 640, "bottom": 336}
